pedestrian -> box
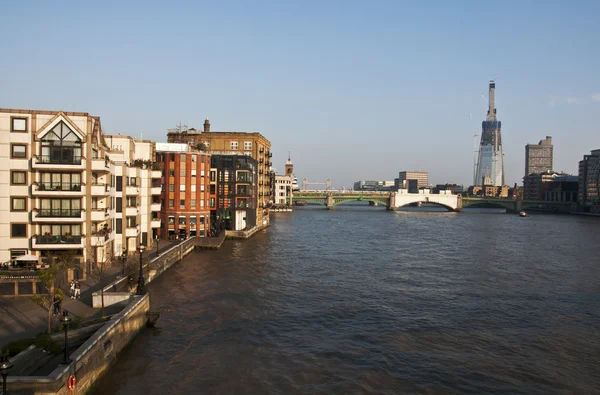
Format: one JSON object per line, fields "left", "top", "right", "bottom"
{"left": 53, "top": 293, "right": 62, "bottom": 315}
{"left": 69, "top": 280, "right": 75, "bottom": 299}
{"left": 74, "top": 281, "right": 81, "bottom": 299}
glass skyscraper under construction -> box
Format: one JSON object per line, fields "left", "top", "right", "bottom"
{"left": 475, "top": 81, "right": 504, "bottom": 186}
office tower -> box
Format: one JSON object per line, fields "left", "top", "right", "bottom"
{"left": 475, "top": 81, "right": 504, "bottom": 186}
{"left": 525, "top": 136, "right": 553, "bottom": 176}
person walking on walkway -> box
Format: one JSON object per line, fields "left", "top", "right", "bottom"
{"left": 53, "top": 293, "right": 62, "bottom": 315}
{"left": 74, "top": 281, "right": 81, "bottom": 299}
{"left": 69, "top": 280, "right": 75, "bottom": 299}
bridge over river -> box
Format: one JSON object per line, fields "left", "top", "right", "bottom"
{"left": 292, "top": 190, "right": 574, "bottom": 213}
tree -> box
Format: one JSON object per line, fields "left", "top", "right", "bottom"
{"left": 87, "top": 246, "right": 113, "bottom": 318}
{"left": 196, "top": 142, "right": 207, "bottom": 151}
{"left": 32, "top": 252, "right": 77, "bottom": 334}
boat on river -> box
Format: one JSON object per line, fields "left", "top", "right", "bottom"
{"left": 519, "top": 211, "right": 527, "bottom": 217}
{"left": 295, "top": 201, "right": 308, "bottom": 206}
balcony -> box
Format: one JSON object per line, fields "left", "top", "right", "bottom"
{"left": 151, "top": 186, "right": 162, "bottom": 195}
{"left": 125, "top": 227, "right": 139, "bottom": 238}
{"left": 126, "top": 185, "right": 139, "bottom": 195}
{"left": 151, "top": 202, "right": 162, "bottom": 212}
{"left": 151, "top": 219, "right": 161, "bottom": 228}
{"left": 91, "top": 184, "right": 110, "bottom": 196}
{"left": 91, "top": 209, "right": 109, "bottom": 222}
{"left": 33, "top": 209, "right": 84, "bottom": 223}
{"left": 151, "top": 170, "right": 162, "bottom": 179}
{"left": 91, "top": 158, "right": 111, "bottom": 172}
{"left": 33, "top": 183, "right": 84, "bottom": 196}
{"left": 125, "top": 206, "right": 139, "bottom": 216}
{"left": 33, "top": 155, "right": 85, "bottom": 170}
{"left": 32, "top": 235, "right": 84, "bottom": 249}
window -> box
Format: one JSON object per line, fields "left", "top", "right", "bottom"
{"left": 200, "top": 184, "right": 205, "bottom": 191}
{"left": 116, "top": 218, "right": 123, "bottom": 234}
{"left": 244, "top": 141, "right": 252, "bottom": 150}
{"left": 180, "top": 184, "right": 186, "bottom": 192}
{"left": 191, "top": 199, "right": 196, "bottom": 207}
{"left": 11, "top": 144, "right": 27, "bottom": 159}
{"left": 199, "top": 215, "right": 205, "bottom": 224}
{"left": 39, "top": 198, "right": 81, "bottom": 217}
{"left": 180, "top": 169, "right": 186, "bottom": 176}
{"left": 169, "top": 169, "right": 175, "bottom": 177}
{"left": 126, "top": 216, "right": 137, "bottom": 228}
{"left": 39, "top": 172, "right": 81, "bottom": 191}
{"left": 192, "top": 155, "right": 197, "bottom": 162}
{"left": 11, "top": 223, "right": 27, "bottom": 238}
{"left": 203, "top": 141, "right": 210, "bottom": 148}
{"left": 191, "top": 184, "right": 196, "bottom": 192}
{"left": 116, "top": 197, "right": 122, "bottom": 213}
{"left": 11, "top": 117, "right": 27, "bottom": 132}
{"left": 40, "top": 121, "right": 82, "bottom": 164}
{"left": 169, "top": 153, "right": 175, "bottom": 161}
{"left": 11, "top": 171, "right": 26, "bottom": 185}
{"left": 200, "top": 199, "right": 205, "bottom": 207}
{"left": 190, "top": 217, "right": 197, "bottom": 226}
{"left": 168, "top": 199, "right": 174, "bottom": 207}
{"left": 168, "top": 216, "right": 175, "bottom": 224}
{"left": 201, "top": 170, "right": 205, "bottom": 177}
{"left": 116, "top": 176, "right": 123, "bottom": 191}
{"left": 210, "top": 198, "right": 215, "bottom": 208}
{"left": 180, "top": 154, "right": 186, "bottom": 161}
{"left": 169, "top": 184, "right": 175, "bottom": 192}
{"left": 11, "top": 197, "right": 27, "bottom": 212}
{"left": 178, "top": 216, "right": 186, "bottom": 225}
{"left": 180, "top": 199, "right": 185, "bottom": 207}
{"left": 129, "top": 177, "right": 137, "bottom": 187}
{"left": 127, "top": 196, "right": 137, "bottom": 207}
{"left": 191, "top": 169, "right": 197, "bottom": 177}
{"left": 230, "top": 141, "right": 238, "bottom": 150}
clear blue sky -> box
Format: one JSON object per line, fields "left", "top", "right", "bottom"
{"left": 2, "top": 1, "right": 599, "bottom": 188}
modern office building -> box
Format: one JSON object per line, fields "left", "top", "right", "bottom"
{"left": 474, "top": 81, "right": 504, "bottom": 186}
{"left": 167, "top": 119, "right": 272, "bottom": 227}
{"left": 210, "top": 155, "right": 258, "bottom": 231}
{"left": 578, "top": 149, "right": 600, "bottom": 213}
{"left": 353, "top": 180, "right": 395, "bottom": 191}
{"left": 525, "top": 136, "right": 553, "bottom": 177}
{"left": 432, "top": 184, "right": 465, "bottom": 194}
{"left": 154, "top": 143, "right": 211, "bottom": 240}
{"left": 394, "top": 171, "right": 428, "bottom": 193}
{"left": 0, "top": 108, "right": 159, "bottom": 274}
{"left": 523, "top": 170, "right": 573, "bottom": 201}
{"left": 544, "top": 175, "right": 578, "bottom": 203}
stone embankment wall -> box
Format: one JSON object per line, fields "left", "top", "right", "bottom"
{"left": 6, "top": 294, "right": 150, "bottom": 395}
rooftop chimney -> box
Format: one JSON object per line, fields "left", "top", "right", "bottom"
{"left": 204, "top": 118, "right": 210, "bottom": 133}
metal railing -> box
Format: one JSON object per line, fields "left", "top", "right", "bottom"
{"left": 37, "top": 183, "right": 81, "bottom": 192}
{"left": 36, "top": 235, "right": 82, "bottom": 244}
{"left": 37, "top": 209, "right": 82, "bottom": 217}
{"left": 37, "top": 155, "right": 82, "bottom": 165}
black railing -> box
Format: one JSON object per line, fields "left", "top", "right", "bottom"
{"left": 237, "top": 176, "right": 252, "bottom": 183}
{"left": 37, "top": 235, "right": 82, "bottom": 244}
{"left": 37, "top": 155, "right": 82, "bottom": 165}
{"left": 38, "top": 209, "right": 82, "bottom": 217}
{"left": 38, "top": 183, "right": 81, "bottom": 192}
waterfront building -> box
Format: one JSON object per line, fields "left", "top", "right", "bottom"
{"left": 273, "top": 175, "right": 293, "bottom": 206}
{"left": 104, "top": 135, "right": 162, "bottom": 253}
{"left": 468, "top": 184, "right": 509, "bottom": 198}
{"left": 167, "top": 119, "right": 272, "bottom": 226}
{"left": 394, "top": 171, "right": 428, "bottom": 193}
{"left": 474, "top": 80, "right": 504, "bottom": 186}
{"left": 578, "top": 149, "right": 600, "bottom": 213}
{"left": 353, "top": 180, "right": 395, "bottom": 191}
{"left": 544, "top": 175, "right": 578, "bottom": 203}
{"left": 154, "top": 143, "right": 211, "bottom": 240}
{"left": 525, "top": 136, "right": 553, "bottom": 177}
{"left": 210, "top": 155, "right": 258, "bottom": 231}
{"left": 432, "top": 184, "right": 464, "bottom": 194}
{"left": 523, "top": 170, "right": 572, "bottom": 201}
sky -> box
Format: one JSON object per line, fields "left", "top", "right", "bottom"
{"left": 1, "top": 1, "right": 599, "bottom": 188}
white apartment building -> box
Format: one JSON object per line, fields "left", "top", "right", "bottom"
{"left": 273, "top": 175, "right": 293, "bottom": 206}
{"left": 0, "top": 109, "right": 160, "bottom": 276}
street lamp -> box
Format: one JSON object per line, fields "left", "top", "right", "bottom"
{"left": 121, "top": 250, "right": 127, "bottom": 276}
{"left": 136, "top": 246, "right": 146, "bottom": 295}
{"left": 60, "top": 311, "right": 71, "bottom": 364}
{"left": 155, "top": 234, "right": 159, "bottom": 256}
{"left": 1, "top": 355, "right": 13, "bottom": 395}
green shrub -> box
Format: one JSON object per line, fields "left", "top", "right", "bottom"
{"left": 2, "top": 334, "right": 61, "bottom": 357}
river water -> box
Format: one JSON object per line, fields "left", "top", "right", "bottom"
{"left": 94, "top": 206, "right": 600, "bottom": 394}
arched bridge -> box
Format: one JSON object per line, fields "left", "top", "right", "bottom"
{"left": 292, "top": 190, "right": 461, "bottom": 211}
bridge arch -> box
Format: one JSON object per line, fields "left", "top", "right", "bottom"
{"left": 396, "top": 201, "right": 456, "bottom": 211}
{"left": 461, "top": 200, "right": 513, "bottom": 212}
{"left": 331, "top": 197, "right": 389, "bottom": 207}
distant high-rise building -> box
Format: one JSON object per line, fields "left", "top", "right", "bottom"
{"left": 475, "top": 81, "right": 504, "bottom": 186}
{"left": 578, "top": 149, "right": 600, "bottom": 213}
{"left": 525, "top": 136, "right": 553, "bottom": 177}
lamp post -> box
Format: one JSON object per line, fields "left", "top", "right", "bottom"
{"left": 1, "top": 355, "right": 13, "bottom": 395}
{"left": 60, "top": 311, "right": 71, "bottom": 364}
{"left": 155, "top": 234, "right": 159, "bottom": 256}
{"left": 136, "top": 246, "right": 145, "bottom": 295}
{"left": 121, "top": 250, "right": 127, "bottom": 276}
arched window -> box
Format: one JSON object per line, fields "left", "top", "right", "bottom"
{"left": 40, "top": 122, "right": 82, "bottom": 164}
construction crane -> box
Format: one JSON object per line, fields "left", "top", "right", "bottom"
{"left": 301, "top": 178, "right": 332, "bottom": 191}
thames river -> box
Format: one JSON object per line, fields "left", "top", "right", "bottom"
{"left": 94, "top": 206, "right": 600, "bottom": 394}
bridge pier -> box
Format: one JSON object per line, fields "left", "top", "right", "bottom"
{"left": 326, "top": 195, "right": 334, "bottom": 210}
